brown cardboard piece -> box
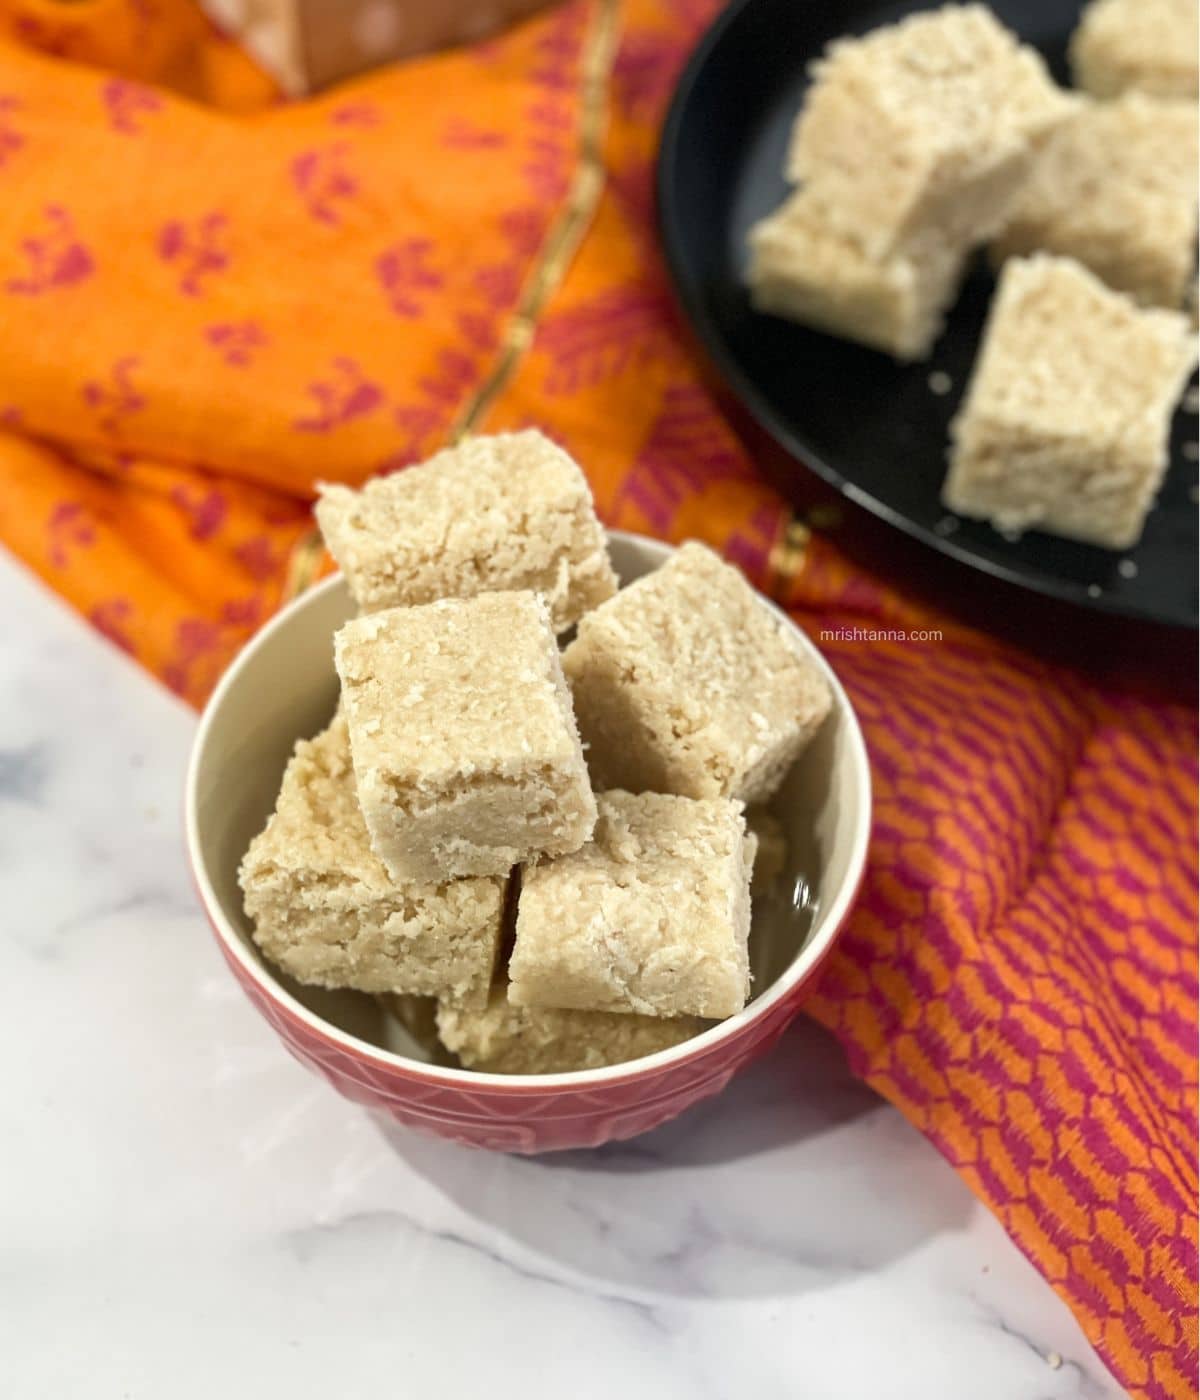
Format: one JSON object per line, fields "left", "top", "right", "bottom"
{"left": 202, "top": 0, "right": 554, "bottom": 94}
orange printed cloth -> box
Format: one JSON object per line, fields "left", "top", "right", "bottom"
{"left": 0, "top": 3, "right": 1195, "bottom": 1394}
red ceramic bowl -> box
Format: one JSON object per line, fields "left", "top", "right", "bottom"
{"left": 186, "top": 531, "right": 871, "bottom": 1152}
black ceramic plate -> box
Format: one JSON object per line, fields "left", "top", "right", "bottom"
{"left": 657, "top": 0, "right": 1199, "bottom": 628}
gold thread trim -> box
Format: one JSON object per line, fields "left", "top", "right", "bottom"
{"left": 280, "top": 525, "right": 326, "bottom": 603}
{"left": 275, "top": 0, "right": 619, "bottom": 609}
{"left": 447, "top": 0, "right": 621, "bottom": 442}
{"left": 766, "top": 513, "right": 811, "bottom": 595}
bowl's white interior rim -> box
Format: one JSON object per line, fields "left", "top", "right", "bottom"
{"left": 185, "top": 536, "right": 873, "bottom": 1091}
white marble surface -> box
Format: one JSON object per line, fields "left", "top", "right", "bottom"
{"left": 0, "top": 552, "right": 1128, "bottom": 1400}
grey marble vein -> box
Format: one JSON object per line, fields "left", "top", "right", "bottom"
{"left": 0, "top": 741, "right": 50, "bottom": 805}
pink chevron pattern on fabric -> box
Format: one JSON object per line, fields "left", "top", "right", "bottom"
{"left": 793, "top": 545, "right": 1198, "bottom": 1400}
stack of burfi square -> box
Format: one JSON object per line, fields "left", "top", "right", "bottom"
{"left": 943, "top": 255, "right": 1197, "bottom": 548}
{"left": 496, "top": 543, "right": 830, "bottom": 1035}
{"left": 785, "top": 6, "right": 1074, "bottom": 256}
{"left": 241, "top": 432, "right": 832, "bottom": 1074}
{"left": 748, "top": 4, "right": 1076, "bottom": 360}
{"left": 242, "top": 430, "right": 602, "bottom": 1028}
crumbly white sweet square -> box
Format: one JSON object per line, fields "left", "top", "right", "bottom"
{"left": 788, "top": 4, "right": 1077, "bottom": 258}
{"left": 238, "top": 715, "right": 505, "bottom": 1009}
{"left": 335, "top": 591, "right": 596, "bottom": 881}
{"left": 316, "top": 430, "right": 617, "bottom": 633}
{"left": 1070, "top": 0, "right": 1199, "bottom": 99}
{"left": 435, "top": 984, "right": 706, "bottom": 1074}
{"left": 944, "top": 255, "right": 1197, "bottom": 549}
{"left": 991, "top": 95, "right": 1199, "bottom": 310}
{"left": 747, "top": 191, "right": 968, "bottom": 360}
{"left": 564, "top": 542, "right": 831, "bottom": 803}
{"left": 508, "top": 790, "right": 753, "bottom": 1020}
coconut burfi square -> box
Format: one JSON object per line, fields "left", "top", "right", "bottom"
{"left": 788, "top": 5, "right": 1076, "bottom": 259}
{"left": 991, "top": 96, "right": 1199, "bottom": 310}
{"left": 508, "top": 791, "right": 752, "bottom": 1020}
{"left": 238, "top": 714, "right": 505, "bottom": 1009}
{"left": 563, "top": 542, "right": 831, "bottom": 803}
{"left": 943, "top": 255, "right": 1197, "bottom": 549}
{"left": 1070, "top": 0, "right": 1199, "bottom": 99}
{"left": 316, "top": 430, "right": 617, "bottom": 633}
{"left": 335, "top": 590, "right": 596, "bottom": 882}
{"left": 435, "top": 984, "right": 706, "bottom": 1074}
{"left": 747, "top": 192, "right": 968, "bottom": 360}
